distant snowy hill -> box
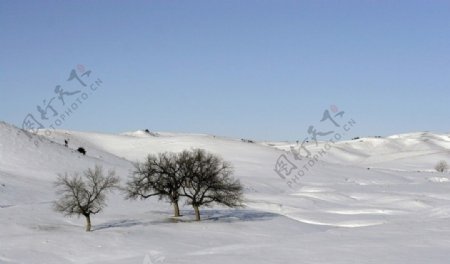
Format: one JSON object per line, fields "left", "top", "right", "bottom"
{"left": 1, "top": 121, "right": 450, "bottom": 264}
{"left": 264, "top": 132, "right": 450, "bottom": 170}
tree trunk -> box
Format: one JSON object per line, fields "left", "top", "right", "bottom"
{"left": 85, "top": 214, "right": 92, "bottom": 232}
{"left": 173, "top": 201, "right": 180, "bottom": 217}
{"left": 193, "top": 205, "right": 201, "bottom": 221}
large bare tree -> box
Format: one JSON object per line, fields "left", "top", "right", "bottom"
{"left": 53, "top": 166, "right": 119, "bottom": 231}
{"left": 125, "top": 152, "right": 184, "bottom": 217}
{"left": 178, "top": 149, "right": 244, "bottom": 221}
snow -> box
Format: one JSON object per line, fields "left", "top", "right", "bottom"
{"left": 1, "top": 121, "right": 450, "bottom": 263}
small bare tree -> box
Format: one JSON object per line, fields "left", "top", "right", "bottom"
{"left": 435, "top": 160, "right": 448, "bottom": 173}
{"left": 179, "top": 149, "right": 244, "bottom": 221}
{"left": 125, "top": 152, "right": 184, "bottom": 217}
{"left": 53, "top": 166, "right": 119, "bottom": 231}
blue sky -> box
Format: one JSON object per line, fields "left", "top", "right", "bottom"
{"left": 1, "top": 0, "right": 449, "bottom": 141}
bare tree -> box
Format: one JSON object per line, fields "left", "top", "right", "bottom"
{"left": 53, "top": 166, "right": 119, "bottom": 231}
{"left": 435, "top": 160, "right": 448, "bottom": 173}
{"left": 178, "top": 149, "right": 244, "bottom": 221}
{"left": 125, "top": 152, "right": 184, "bottom": 217}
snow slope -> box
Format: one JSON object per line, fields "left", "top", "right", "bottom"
{"left": 1, "top": 121, "right": 450, "bottom": 263}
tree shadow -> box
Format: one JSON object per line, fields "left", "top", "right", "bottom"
{"left": 182, "top": 209, "right": 279, "bottom": 222}
{"left": 94, "top": 219, "right": 145, "bottom": 231}
{"left": 94, "top": 209, "right": 279, "bottom": 231}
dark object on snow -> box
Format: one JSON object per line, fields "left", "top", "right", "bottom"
{"left": 241, "top": 139, "right": 255, "bottom": 143}
{"left": 143, "top": 129, "right": 159, "bottom": 137}
{"left": 352, "top": 137, "right": 360, "bottom": 140}
{"left": 77, "top": 147, "right": 86, "bottom": 155}
{"left": 64, "top": 139, "right": 69, "bottom": 147}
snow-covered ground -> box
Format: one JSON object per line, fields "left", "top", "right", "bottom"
{"left": 1, "top": 121, "right": 450, "bottom": 263}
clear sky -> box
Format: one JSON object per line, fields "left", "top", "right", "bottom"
{"left": 1, "top": 0, "right": 449, "bottom": 141}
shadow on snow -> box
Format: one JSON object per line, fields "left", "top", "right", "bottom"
{"left": 94, "top": 209, "right": 279, "bottom": 231}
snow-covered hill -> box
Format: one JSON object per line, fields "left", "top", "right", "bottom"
{"left": 265, "top": 132, "right": 450, "bottom": 171}
{"left": 1, "top": 121, "right": 450, "bottom": 263}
